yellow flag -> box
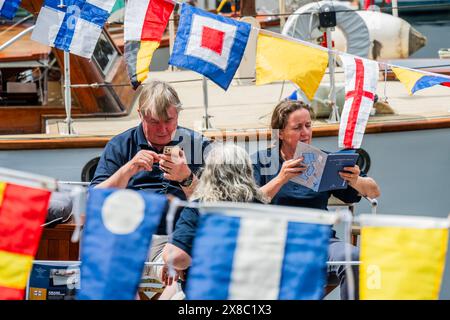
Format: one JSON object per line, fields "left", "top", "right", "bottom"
{"left": 256, "top": 32, "right": 328, "bottom": 100}
{"left": 359, "top": 214, "right": 449, "bottom": 300}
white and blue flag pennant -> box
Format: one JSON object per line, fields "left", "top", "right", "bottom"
{"left": 169, "top": 4, "right": 251, "bottom": 90}
{"left": 0, "top": 0, "right": 22, "bottom": 19}
{"left": 185, "top": 203, "right": 334, "bottom": 300}
{"left": 31, "top": 0, "right": 115, "bottom": 58}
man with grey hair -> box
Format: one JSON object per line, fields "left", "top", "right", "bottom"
{"left": 90, "top": 80, "right": 210, "bottom": 275}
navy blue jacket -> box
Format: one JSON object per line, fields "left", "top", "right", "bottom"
{"left": 172, "top": 199, "right": 263, "bottom": 255}
{"left": 251, "top": 147, "right": 363, "bottom": 210}
{"left": 90, "top": 124, "right": 210, "bottom": 234}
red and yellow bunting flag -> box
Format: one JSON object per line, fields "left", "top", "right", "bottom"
{"left": 124, "top": 0, "right": 175, "bottom": 88}
{"left": 0, "top": 182, "right": 51, "bottom": 300}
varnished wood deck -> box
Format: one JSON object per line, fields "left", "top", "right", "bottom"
{"left": 0, "top": 24, "right": 50, "bottom": 62}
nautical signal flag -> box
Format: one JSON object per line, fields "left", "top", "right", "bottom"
{"left": 256, "top": 32, "right": 328, "bottom": 100}
{"left": 0, "top": 182, "right": 51, "bottom": 300}
{"left": 31, "top": 0, "right": 116, "bottom": 58}
{"left": 77, "top": 189, "right": 167, "bottom": 300}
{"left": 391, "top": 67, "right": 450, "bottom": 94}
{"left": 169, "top": 4, "right": 251, "bottom": 90}
{"left": 359, "top": 214, "right": 449, "bottom": 300}
{"left": 0, "top": 0, "right": 21, "bottom": 19}
{"left": 338, "top": 55, "right": 379, "bottom": 149}
{"left": 185, "top": 203, "right": 335, "bottom": 299}
{"left": 124, "top": 0, "right": 174, "bottom": 88}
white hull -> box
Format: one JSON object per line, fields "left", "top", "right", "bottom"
{"left": 333, "top": 10, "right": 424, "bottom": 59}
{"left": 283, "top": 1, "right": 427, "bottom": 59}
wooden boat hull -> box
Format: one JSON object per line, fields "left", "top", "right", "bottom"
{"left": 0, "top": 1, "right": 136, "bottom": 134}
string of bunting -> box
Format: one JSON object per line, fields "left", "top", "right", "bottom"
{"left": 1, "top": 167, "right": 449, "bottom": 300}
{"left": 123, "top": 0, "right": 450, "bottom": 96}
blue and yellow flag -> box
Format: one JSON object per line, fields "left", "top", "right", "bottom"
{"left": 256, "top": 32, "right": 328, "bottom": 100}
{"left": 77, "top": 189, "right": 167, "bottom": 300}
{"left": 359, "top": 214, "right": 449, "bottom": 300}
{"left": 185, "top": 203, "right": 335, "bottom": 299}
{"left": 392, "top": 67, "right": 450, "bottom": 94}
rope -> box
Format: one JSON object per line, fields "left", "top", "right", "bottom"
{"left": 106, "top": 3, "right": 450, "bottom": 24}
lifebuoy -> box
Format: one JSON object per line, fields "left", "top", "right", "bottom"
{"left": 282, "top": 1, "right": 371, "bottom": 58}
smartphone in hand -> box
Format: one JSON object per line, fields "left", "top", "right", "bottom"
{"left": 163, "top": 146, "right": 182, "bottom": 158}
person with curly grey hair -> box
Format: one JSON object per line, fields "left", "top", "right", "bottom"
{"left": 158, "top": 143, "right": 268, "bottom": 297}
{"left": 190, "top": 143, "right": 267, "bottom": 204}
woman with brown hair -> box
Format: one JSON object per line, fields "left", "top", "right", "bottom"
{"left": 252, "top": 100, "right": 380, "bottom": 299}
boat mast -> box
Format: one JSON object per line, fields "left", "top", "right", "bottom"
{"left": 326, "top": 27, "right": 339, "bottom": 123}
{"left": 278, "top": 0, "right": 286, "bottom": 29}
{"left": 202, "top": 77, "right": 212, "bottom": 130}
{"left": 168, "top": 9, "right": 175, "bottom": 71}
{"left": 57, "top": 0, "right": 73, "bottom": 134}
{"left": 392, "top": 0, "right": 399, "bottom": 17}
{"left": 63, "top": 51, "right": 73, "bottom": 134}
{"left": 240, "top": 0, "right": 256, "bottom": 16}
{"left": 319, "top": 5, "right": 339, "bottom": 123}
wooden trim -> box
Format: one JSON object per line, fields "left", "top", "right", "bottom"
{"left": 204, "top": 117, "right": 450, "bottom": 139}
{"left": 0, "top": 137, "right": 111, "bottom": 150}
{"left": 1, "top": 117, "right": 449, "bottom": 150}
{"left": 36, "top": 221, "right": 81, "bottom": 261}
{"left": 312, "top": 117, "right": 450, "bottom": 136}
{"left": 20, "top": 0, "right": 43, "bottom": 14}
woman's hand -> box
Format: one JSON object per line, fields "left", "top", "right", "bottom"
{"left": 339, "top": 165, "right": 381, "bottom": 199}
{"left": 276, "top": 157, "right": 307, "bottom": 184}
{"left": 339, "top": 165, "right": 361, "bottom": 187}
{"left": 260, "top": 157, "right": 307, "bottom": 201}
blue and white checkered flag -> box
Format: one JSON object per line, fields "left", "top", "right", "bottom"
{"left": 0, "top": 0, "right": 22, "bottom": 19}
{"left": 31, "top": 0, "right": 115, "bottom": 58}
{"left": 185, "top": 202, "right": 336, "bottom": 300}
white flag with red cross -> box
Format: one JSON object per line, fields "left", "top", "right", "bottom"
{"left": 338, "top": 55, "right": 379, "bottom": 149}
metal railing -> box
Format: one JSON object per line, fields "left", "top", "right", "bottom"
{"left": 0, "top": 25, "right": 35, "bottom": 51}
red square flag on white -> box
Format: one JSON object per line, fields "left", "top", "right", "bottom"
{"left": 169, "top": 4, "right": 251, "bottom": 90}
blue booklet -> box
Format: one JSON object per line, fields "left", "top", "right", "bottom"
{"left": 290, "top": 142, "right": 359, "bottom": 192}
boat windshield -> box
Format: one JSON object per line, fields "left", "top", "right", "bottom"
{"left": 92, "top": 31, "right": 119, "bottom": 77}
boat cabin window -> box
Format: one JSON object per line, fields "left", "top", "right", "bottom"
{"left": 92, "top": 31, "right": 119, "bottom": 76}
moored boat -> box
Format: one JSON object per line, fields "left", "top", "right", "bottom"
{"left": 0, "top": 0, "right": 449, "bottom": 300}
{"left": 361, "top": 0, "right": 450, "bottom": 13}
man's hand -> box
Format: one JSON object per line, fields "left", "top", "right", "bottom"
{"left": 159, "top": 149, "right": 191, "bottom": 182}
{"left": 160, "top": 264, "right": 185, "bottom": 286}
{"left": 124, "top": 150, "right": 160, "bottom": 177}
